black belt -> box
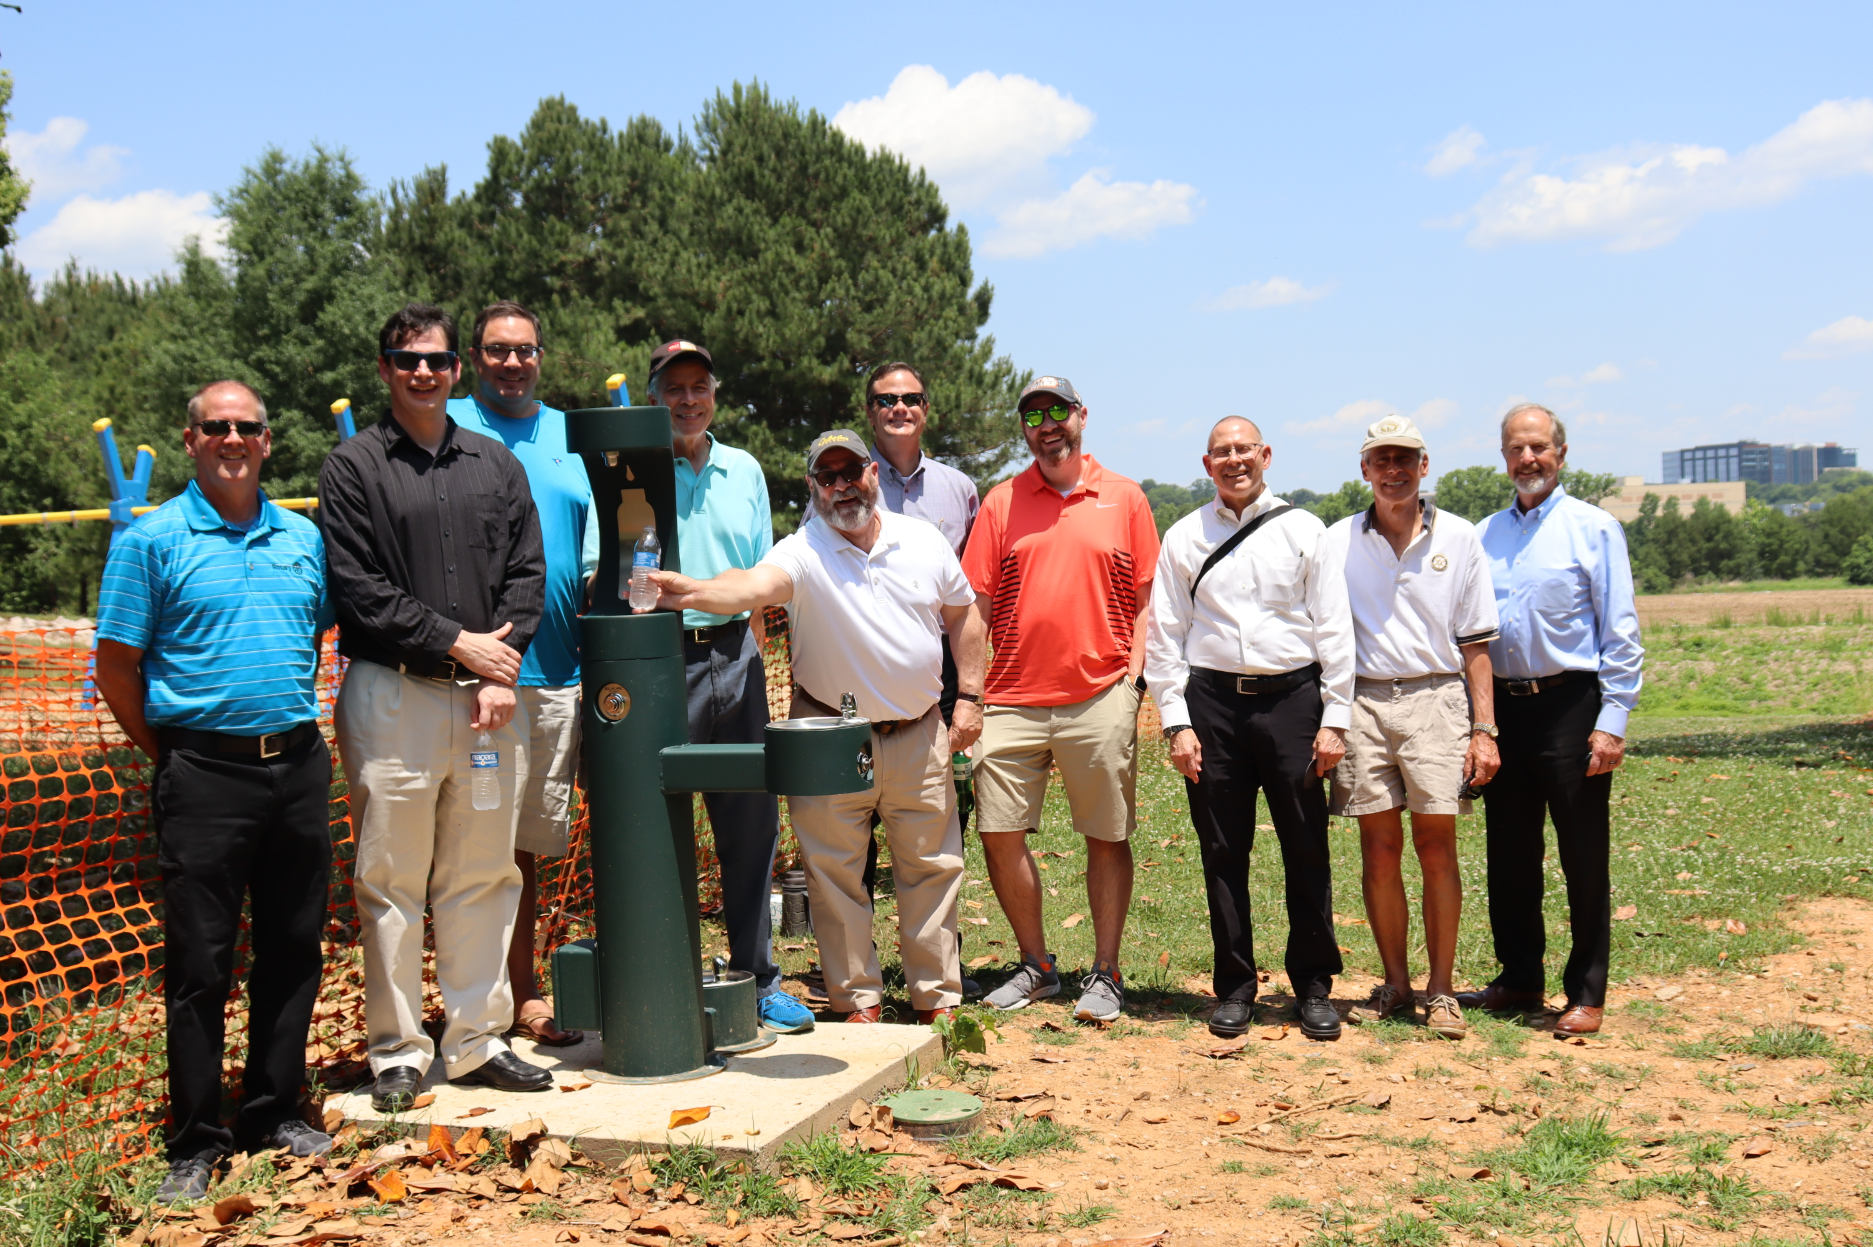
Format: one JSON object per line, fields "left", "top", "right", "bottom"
{"left": 684, "top": 618, "right": 748, "bottom": 646}
{"left": 345, "top": 646, "right": 466, "bottom": 682}
{"left": 1191, "top": 663, "right": 1321, "bottom": 697}
{"left": 1495, "top": 670, "right": 1595, "bottom": 697}
{"left": 794, "top": 687, "right": 928, "bottom": 736}
{"left": 158, "top": 722, "right": 318, "bottom": 760}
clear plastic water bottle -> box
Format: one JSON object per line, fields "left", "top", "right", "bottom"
{"left": 471, "top": 730, "right": 500, "bottom": 811}
{"left": 627, "top": 524, "right": 661, "bottom": 613}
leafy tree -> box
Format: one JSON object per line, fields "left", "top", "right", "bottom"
{"left": 1843, "top": 534, "right": 1873, "bottom": 586}
{"left": 1139, "top": 477, "right": 1216, "bottom": 535}
{"left": 1740, "top": 499, "right": 1814, "bottom": 580}
{"left": 0, "top": 351, "right": 112, "bottom": 612}
{"left": 1433, "top": 465, "right": 1513, "bottom": 522}
{"left": 1304, "top": 480, "right": 1373, "bottom": 526}
{"left": 1810, "top": 487, "right": 1873, "bottom": 574}
{"left": 0, "top": 72, "right": 31, "bottom": 247}
{"left": 1560, "top": 468, "right": 1619, "bottom": 506}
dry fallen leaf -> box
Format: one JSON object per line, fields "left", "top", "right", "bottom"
{"left": 559, "top": 1081, "right": 594, "bottom": 1093}
{"left": 1205, "top": 1035, "right": 1250, "bottom": 1058}
{"left": 1216, "top": 1110, "right": 1241, "bottom": 1124}
{"left": 1743, "top": 1139, "right": 1774, "bottom": 1158}
{"left": 1725, "top": 919, "right": 1748, "bottom": 935}
{"left": 410, "top": 1093, "right": 437, "bottom": 1109}
{"left": 1158, "top": 951, "right": 1171, "bottom": 969}
{"left": 457, "top": 1107, "right": 495, "bottom": 1119}
{"left": 1142, "top": 1113, "right": 1170, "bottom": 1124}
{"left": 211, "top": 1195, "right": 258, "bottom": 1226}
{"left": 367, "top": 1169, "right": 408, "bottom": 1204}
{"left": 1613, "top": 905, "right": 1637, "bottom": 921}
{"left": 427, "top": 1124, "right": 457, "bottom": 1161}
{"left": 1060, "top": 913, "right": 1085, "bottom": 928}
{"left": 966, "top": 955, "right": 999, "bottom": 969}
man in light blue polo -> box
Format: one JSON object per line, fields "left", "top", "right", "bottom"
{"left": 93, "top": 380, "right": 337, "bottom": 1203}
{"left": 652, "top": 337, "right": 814, "bottom": 1034}
{"left": 448, "top": 300, "right": 598, "bottom": 1049}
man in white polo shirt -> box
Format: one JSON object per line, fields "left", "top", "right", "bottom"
{"left": 649, "top": 429, "right": 987, "bottom": 1025}
{"left": 1323, "top": 416, "right": 1500, "bottom": 1039}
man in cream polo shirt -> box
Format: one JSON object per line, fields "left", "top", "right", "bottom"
{"left": 649, "top": 430, "right": 988, "bottom": 1025}
{"left": 1322, "top": 416, "right": 1500, "bottom": 1040}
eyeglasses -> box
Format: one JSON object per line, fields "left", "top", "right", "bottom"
{"left": 1208, "top": 443, "right": 1263, "bottom": 462}
{"left": 1021, "top": 404, "right": 1075, "bottom": 427}
{"left": 869, "top": 392, "right": 926, "bottom": 410}
{"left": 382, "top": 349, "right": 459, "bottom": 372}
{"left": 812, "top": 464, "right": 868, "bottom": 489}
{"left": 478, "top": 343, "right": 542, "bottom": 362}
{"left": 193, "top": 419, "right": 267, "bottom": 438}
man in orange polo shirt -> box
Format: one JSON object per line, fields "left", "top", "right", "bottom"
{"left": 962, "top": 376, "right": 1159, "bottom": 1023}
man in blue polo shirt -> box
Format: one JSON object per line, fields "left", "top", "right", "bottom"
{"left": 94, "top": 380, "right": 336, "bottom": 1203}
{"left": 651, "top": 337, "right": 814, "bottom": 1033}
{"left": 449, "top": 301, "right": 597, "bottom": 1048}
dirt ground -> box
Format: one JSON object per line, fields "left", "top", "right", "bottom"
{"left": 133, "top": 895, "right": 1873, "bottom": 1247}
{"left": 1635, "top": 587, "right": 1873, "bottom": 627}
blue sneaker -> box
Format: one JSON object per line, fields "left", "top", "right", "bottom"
{"left": 759, "top": 991, "right": 816, "bottom": 1033}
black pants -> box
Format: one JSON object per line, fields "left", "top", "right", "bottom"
{"left": 1480, "top": 676, "right": 1612, "bottom": 1007}
{"left": 1185, "top": 672, "right": 1341, "bottom": 1002}
{"left": 155, "top": 734, "right": 332, "bottom": 1162}
{"left": 685, "top": 619, "right": 781, "bottom": 995}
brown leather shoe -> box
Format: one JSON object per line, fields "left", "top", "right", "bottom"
{"left": 916, "top": 1007, "right": 955, "bottom": 1025}
{"left": 1553, "top": 1004, "right": 1604, "bottom": 1036}
{"left": 1454, "top": 983, "right": 1546, "bottom": 1013}
{"left": 843, "top": 1005, "right": 882, "bottom": 1023}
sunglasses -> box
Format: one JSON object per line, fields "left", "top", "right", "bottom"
{"left": 869, "top": 392, "right": 926, "bottom": 410}
{"left": 811, "top": 464, "right": 868, "bottom": 489}
{"left": 193, "top": 419, "right": 267, "bottom": 438}
{"left": 478, "top": 343, "right": 542, "bottom": 362}
{"left": 1021, "top": 404, "right": 1075, "bottom": 427}
{"left": 382, "top": 349, "right": 459, "bottom": 372}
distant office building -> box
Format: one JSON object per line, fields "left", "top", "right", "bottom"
{"left": 1599, "top": 476, "right": 1747, "bottom": 523}
{"left": 1660, "top": 439, "right": 1856, "bottom": 486}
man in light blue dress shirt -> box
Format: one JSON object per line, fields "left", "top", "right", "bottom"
{"left": 1458, "top": 404, "right": 1643, "bottom": 1037}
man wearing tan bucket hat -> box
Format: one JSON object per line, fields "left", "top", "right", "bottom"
{"left": 1322, "top": 414, "right": 1500, "bottom": 1039}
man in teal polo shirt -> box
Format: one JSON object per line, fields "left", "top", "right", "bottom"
{"left": 652, "top": 338, "right": 813, "bottom": 1033}
{"left": 449, "top": 300, "right": 598, "bottom": 1048}
{"left": 94, "top": 380, "right": 337, "bottom": 1202}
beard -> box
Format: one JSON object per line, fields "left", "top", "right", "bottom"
{"left": 817, "top": 478, "right": 880, "bottom": 534}
{"left": 1030, "top": 421, "right": 1082, "bottom": 465}
{"left": 1513, "top": 466, "right": 1560, "bottom": 499}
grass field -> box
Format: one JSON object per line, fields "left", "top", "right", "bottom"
{"left": 792, "top": 608, "right": 1873, "bottom": 1011}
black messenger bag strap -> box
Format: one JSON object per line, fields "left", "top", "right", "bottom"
{"left": 1189, "top": 504, "right": 1297, "bottom": 600}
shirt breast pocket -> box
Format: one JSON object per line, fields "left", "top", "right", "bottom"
{"left": 465, "top": 494, "right": 508, "bottom": 552}
{"left": 1534, "top": 568, "right": 1584, "bottom": 617}
{"left": 1255, "top": 554, "right": 1303, "bottom": 608}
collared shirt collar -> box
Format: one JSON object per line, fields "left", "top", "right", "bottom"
{"left": 1022, "top": 454, "right": 1104, "bottom": 499}
{"left": 676, "top": 432, "right": 726, "bottom": 477}
{"left": 870, "top": 444, "right": 925, "bottom": 483}
{"left": 180, "top": 478, "right": 281, "bottom": 536}
{"left": 1210, "top": 487, "right": 1282, "bottom": 525}
{"left": 811, "top": 509, "right": 902, "bottom": 558}
{"left": 1360, "top": 496, "right": 1438, "bottom": 534}
{"left": 1512, "top": 482, "right": 1569, "bottom": 521}
{"left": 380, "top": 410, "right": 474, "bottom": 460}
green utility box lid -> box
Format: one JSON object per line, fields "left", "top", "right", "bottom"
{"left": 876, "top": 1089, "right": 983, "bottom": 1138}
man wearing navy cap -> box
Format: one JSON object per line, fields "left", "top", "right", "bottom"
{"left": 651, "top": 339, "right": 815, "bottom": 1034}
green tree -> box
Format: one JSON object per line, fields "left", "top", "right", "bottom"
{"left": 1843, "top": 534, "right": 1873, "bottom": 586}
{"left": 1304, "top": 480, "right": 1373, "bottom": 526}
{"left": 1139, "top": 477, "right": 1216, "bottom": 535}
{"left": 0, "top": 72, "right": 32, "bottom": 247}
{"left": 1740, "top": 499, "right": 1814, "bottom": 580}
{"left": 1433, "top": 464, "right": 1513, "bottom": 522}
{"left": 1559, "top": 468, "right": 1619, "bottom": 506}
{"left": 0, "top": 352, "right": 113, "bottom": 612}
{"left": 1810, "top": 486, "right": 1873, "bottom": 574}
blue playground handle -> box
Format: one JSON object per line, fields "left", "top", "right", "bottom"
{"left": 92, "top": 418, "right": 155, "bottom": 542}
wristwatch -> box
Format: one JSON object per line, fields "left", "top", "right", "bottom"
{"left": 955, "top": 691, "right": 982, "bottom": 704}
{"left": 1164, "top": 725, "right": 1193, "bottom": 742}
{"left": 1471, "top": 722, "right": 1499, "bottom": 739}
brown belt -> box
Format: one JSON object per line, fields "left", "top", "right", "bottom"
{"left": 793, "top": 687, "right": 928, "bottom": 736}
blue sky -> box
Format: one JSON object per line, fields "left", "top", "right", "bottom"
{"left": 5, "top": 2, "right": 1870, "bottom": 493}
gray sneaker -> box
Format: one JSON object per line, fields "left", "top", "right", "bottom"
{"left": 984, "top": 952, "right": 1061, "bottom": 1010}
{"left": 156, "top": 1157, "right": 214, "bottom": 1205}
{"left": 1073, "top": 965, "right": 1125, "bottom": 1023}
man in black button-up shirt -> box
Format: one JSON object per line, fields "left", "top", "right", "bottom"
{"left": 321, "top": 303, "right": 554, "bottom": 1109}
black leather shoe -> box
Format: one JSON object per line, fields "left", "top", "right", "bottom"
{"left": 1209, "top": 997, "right": 1254, "bottom": 1037}
{"left": 449, "top": 1049, "right": 553, "bottom": 1092}
{"left": 370, "top": 1065, "right": 423, "bottom": 1113}
{"left": 1296, "top": 995, "right": 1342, "bottom": 1040}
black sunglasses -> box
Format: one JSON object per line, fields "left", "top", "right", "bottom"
{"left": 1021, "top": 404, "right": 1075, "bottom": 427}
{"left": 193, "top": 419, "right": 267, "bottom": 438}
{"left": 382, "top": 349, "right": 459, "bottom": 372}
{"left": 478, "top": 343, "right": 543, "bottom": 361}
{"left": 812, "top": 464, "right": 868, "bottom": 489}
{"left": 869, "top": 392, "right": 927, "bottom": 410}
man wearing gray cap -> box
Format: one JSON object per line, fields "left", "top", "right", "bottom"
{"left": 962, "top": 377, "right": 1160, "bottom": 1024}
{"left": 649, "top": 338, "right": 815, "bottom": 1036}
{"left": 650, "top": 430, "right": 987, "bottom": 1024}
{"left": 1321, "top": 416, "right": 1500, "bottom": 1040}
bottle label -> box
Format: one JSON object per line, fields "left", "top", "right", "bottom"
{"left": 471, "top": 751, "right": 498, "bottom": 769}
{"left": 632, "top": 551, "right": 659, "bottom": 569}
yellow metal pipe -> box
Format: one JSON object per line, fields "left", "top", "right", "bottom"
{"left": 0, "top": 498, "right": 319, "bottom": 527}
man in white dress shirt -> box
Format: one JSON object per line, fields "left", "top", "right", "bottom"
{"left": 1322, "top": 416, "right": 1500, "bottom": 1040}
{"left": 1144, "top": 416, "right": 1355, "bottom": 1040}
{"left": 649, "top": 430, "right": 987, "bottom": 1026}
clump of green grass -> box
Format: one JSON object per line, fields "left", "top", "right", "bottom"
{"left": 1269, "top": 1193, "right": 1311, "bottom": 1210}
{"left": 653, "top": 1143, "right": 799, "bottom": 1217}
{"left": 952, "top": 1115, "right": 1080, "bottom": 1165}
{"left": 1667, "top": 1037, "right": 1724, "bottom": 1060}
{"left": 1217, "top": 1159, "right": 1246, "bottom": 1174}
{"left": 1373, "top": 1212, "right": 1448, "bottom": 1246}
{"left": 778, "top": 1132, "right": 891, "bottom": 1197}
{"left": 1625, "top": 1166, "right": 1763, "bottom": 1231}
{"left": 1057, "top": 1202, "right": 1116, "bottom": 1228}
{"left": 1485, "top": 1112, "right": 1628, "bottom": 1190}
{"left": 1030, "top": 1026, "right": 1081, "bottom": 1047}
{"left": 1727, "top": 1023, "right": 1836, "bottom": 1059}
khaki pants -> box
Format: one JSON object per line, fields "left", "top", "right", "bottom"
{"left": 787, "top": 703, "right": 963, "bottom": 1012}
{"left": 335, "top": 661, "right": 529, "bottom": 1078}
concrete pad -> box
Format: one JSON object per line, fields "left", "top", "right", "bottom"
{"left": 328, "top": 1023, "right": 944, "bottom": 1164}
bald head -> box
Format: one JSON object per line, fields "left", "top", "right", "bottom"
{"left": 1208, "top": 415, "right": 1262, "bottom": 452}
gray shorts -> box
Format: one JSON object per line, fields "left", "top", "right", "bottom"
{"left": 515, "top": 685, "right": 580, "bottom": 856}
{"left": 1329, "top": 673, "right": 1472, "bottom": 817}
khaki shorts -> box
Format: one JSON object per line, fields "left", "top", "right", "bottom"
{"left": 1329, "top": 673, "right": 1472, "bottom": 817}
{"left": 515, "top": 685, "right": 580, "bottom": 856}
{"left": 975, "top": 677, "right": 1141, "bottom": 843}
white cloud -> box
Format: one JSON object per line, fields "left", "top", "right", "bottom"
{"left": 4, "top": 117, "right": 128, "bottom": 201}
{"left": 1783, "top": 314, "right": 1873, "bottom": 360}
{"left": 1286, "top": 397, "right": 1457, "bottom": 438}
{"left": 982, "top": 170, "right": 1199, "bottom": 259}
{"left": 1770, "top": 386, "right": 1858, "bottom": 426}
{"left": 837, "top": 66, "right": 1198, "bottom": 258}
{"left": 832, "top": 65, "right": 1092, "bottom": 210}
{"left": 1204, "top": 275, "right": 1336, "bottom": 311}
{"left": 16, "top": 190, "right": 226, "bottom": 279}
{"left": 1461, "top": 97, "right": 1873, "bottom": 250}
{"left": 1425, "top": 126, "right": 1485, "bottom": 176}
{"left": 1548, "top": 362, "right": 1626, "bottom": 386}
